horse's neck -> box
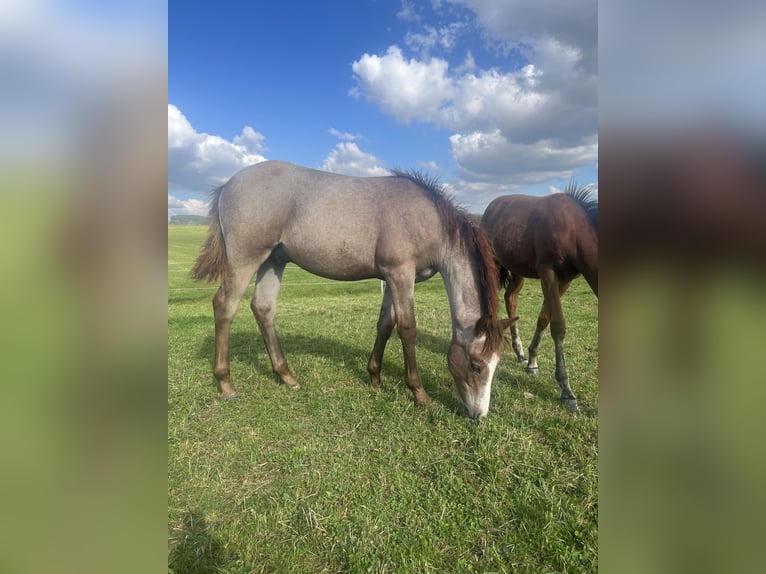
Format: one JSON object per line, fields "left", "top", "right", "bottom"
{"left": 439, "top": 248, "right": 483, "bottom": 337}
{"left": 577, "top": 235, "right": 599, "bottom": 297}
{"left": 583, "top": 267, "right": 598, "bottom": 296}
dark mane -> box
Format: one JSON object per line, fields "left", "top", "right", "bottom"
{"left": 391, "top": 169, "right": 504, "bottom": 353}
{"left": 564, "top": 180, "right": 598, "bottom": 231}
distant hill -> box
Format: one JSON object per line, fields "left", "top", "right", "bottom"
{"left": 169, "top": 214, "right": 207, "bottom": 225}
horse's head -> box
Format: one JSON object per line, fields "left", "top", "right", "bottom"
{"left": 447, "top": 316, "right": 510, "bottom": 419}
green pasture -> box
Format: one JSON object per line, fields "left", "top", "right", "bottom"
{"left": 169, "top": 225, "right": 598, "bottom": 573}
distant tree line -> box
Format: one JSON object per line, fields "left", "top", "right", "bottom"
{"left": 169, "top": 214, "right": 207, "bottom": 225}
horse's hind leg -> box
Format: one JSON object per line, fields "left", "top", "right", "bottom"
{"left": 526, "top": 278, "right": 571, "bottom": 373}
{"left": 535, "top": 271, "right": 577, "bottom": 411}
{"left": 250, "top": 256, "right": 299, "bottom": 389}
{"left": 504, "top": 273, "right": 526, "bottom": 362}
{"left": 213, "top": 263, "right": 260, "bottom": 399}
{"left": 368, "top": 283, "right": 396, "bottom": 388}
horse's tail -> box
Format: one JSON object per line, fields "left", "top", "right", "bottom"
{"left": 190, "top": 185, "right": 228, "bottom": 283}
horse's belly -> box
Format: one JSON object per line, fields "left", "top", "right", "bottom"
{"left": 280, "top": 243, "right": 378, "bottom": 281}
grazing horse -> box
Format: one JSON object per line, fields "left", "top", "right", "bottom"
{"left": 481, "top": 183, "right": 598, "bottom": 410}
{"left": 191, "top": 161, "right": 509, "bottom": 418}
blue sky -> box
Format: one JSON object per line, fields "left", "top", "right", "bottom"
{"left": 169, "top": 0, "right": 597, "bottom": 216}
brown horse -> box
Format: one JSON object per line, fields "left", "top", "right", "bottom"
{"left": 191, "top": 161, "right": 509, "bottom": 418}
{"left": 481, "top": 183, "right": 598, "bottom": 410}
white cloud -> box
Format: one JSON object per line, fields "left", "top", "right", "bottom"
{"left": 405, "top": 22, "right": 467, "bottom": 57}
{"left": 350, "top": 0, "right": 597, "bottom": 188}
{"left": 446, "top": 0, "right": 597, "bottom": 74}
{"left": 351, "top": 45, "right": 595, "bottom": 184}
{"left": 352, "top": 45, "right": 592, "bottom": 142}
{"left": 232, "top": 126, "right": 266, "bottom": 155}
{"left": 455, "top": 50, "right": 477, "bottom": 74}
{"left": 168, "top": 194, "right": 208, "bottom": 218}
{"left": 351, "top": 46, "right": 454, "bottom": 125}
{"left": 168, "top": 104, "right": 267, "bottom": 194}
{"left": 328, "top": 127, "right": 362, "bottom": 141}
{"left": 450, "top": 129, "right": 597, "bottom": 184}
{"left": 320, "top": 142, "right": 389, "bottom": 177}
{"left": 397, "top": 0, "right": 420, "bottom": 22}
{"left": 417, "top": 160, "right": 440, "bottom": 172}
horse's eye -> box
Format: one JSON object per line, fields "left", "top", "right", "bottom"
{"left": 470, "top": 362, "right": 482, "bottom": 374}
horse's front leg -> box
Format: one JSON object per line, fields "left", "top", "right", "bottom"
{"left": 504, "top": 273, "right": 526, "bottom": 362}
{"left": 367, "top": 284, "right": 396, "bottom": 388}
{"left": 387, "top": 274, "right": 430, "bottom": 406}
{"left": 525, "top": 301, "right": 547, "bottom": 376}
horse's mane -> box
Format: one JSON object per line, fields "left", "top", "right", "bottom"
{"left": 564, "top": 181, "right": 598, "bottom": 231}
{"left": 390, "top": 169, "right": 504, "bottom": 353}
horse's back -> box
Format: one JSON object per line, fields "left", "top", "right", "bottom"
{"left": 483, "top": 193, "right": 592, "bottom": 278}
{"left": 216, "top": 161, "right": 445, "bottom": 279}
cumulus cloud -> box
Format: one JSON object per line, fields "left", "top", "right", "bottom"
{"left": 351, "top": 45, "right": 593, "bottom": 146}
{"left": 351, "top": 46, "right": 454, "bottom": 125}
{"left": 450, "top": 130, "right": 597, "bottom": 183}
{"left": 446, "top": 0, "right": 597, "bottom": 74}
{"left": 168, "top": 104, "right": 266, "bottom": 195}
{"left": 320, "top": 142, "right": 389, "bottom": 177}
{"left": 405, "top": 22, "right": 467, "bottom": 57}
{"left": 167, "top": 194, "right": 208, "bottom": 218}
{"left": 351, "top": 0, "right": 596, "bottom": 187}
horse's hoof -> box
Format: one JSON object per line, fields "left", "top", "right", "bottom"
{"left": 220, "top": 391, "right": 239, "bottom": 401}
{"left": 414, "top": 392, "right": 432, "bottom": 407}
{"left": 517, "top": 355, "right": 527, "bottom": 363}
{"left": 284, "top": 381, "right": 300, "bottom": 390}
{"left": 563, "top": 398, "right": 579, "bottom": 412}
{"left": 525, "top": 366, "right": 539, "bottom": 375}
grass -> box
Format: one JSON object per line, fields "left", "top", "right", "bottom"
{"left": 168, "top": 225, "right": 598, "bottom": 573}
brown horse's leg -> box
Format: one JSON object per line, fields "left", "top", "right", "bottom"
{"left": 526, "top": 279, "right": 571, "bottom": 374}
{"left": 525, "top": 302, "right": 549, "bottom": 376}
{"left": 504, "top": 273, "right": 526, "bottom": 362}
{"left": 537, "top": 270, "right": 577, "bottom": 411}
{"left": 212, "top": 263, "right": 260, "bottom": 399}
{"left": 250, "top": 257, "right": 299, "bottom": 389}
{"left": 386, "top": 273, "right": 430, "bottom": 406}
{"left": 367, "top": 283, "right": 396, "bottom": 388}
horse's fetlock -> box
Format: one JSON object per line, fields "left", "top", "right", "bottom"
{"left": 213, "top": 366, "right": 230, "bottom": 380}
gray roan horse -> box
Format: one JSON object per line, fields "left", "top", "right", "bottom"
{"left": 481, "top": 183, "right": 597, "bottom": 411}
{"left": 192, "top": 161, "right": 509, "bottom": 418}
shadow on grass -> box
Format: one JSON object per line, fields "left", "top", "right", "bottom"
{"left": 499, "top": 363, "right": 599, "bottom": 417}
{"left": 168, "top": 511, "right": 235, "bottom": 574}
{"left": 196, "top": 328, "right": 468, "bottom": 413}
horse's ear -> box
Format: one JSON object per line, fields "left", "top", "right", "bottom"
{"left": 475, "top": 316, "right": 512, "bottom": 336}
{"left": 474, "top": 316, "right": 490, "bottom": 336}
